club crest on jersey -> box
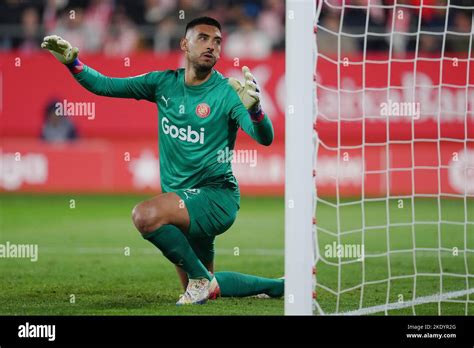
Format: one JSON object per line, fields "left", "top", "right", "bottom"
{"left": 195, "top": 103, "right": 211, "bottom": 118}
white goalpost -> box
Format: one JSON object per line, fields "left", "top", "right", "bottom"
{"left": 285, "top": 0, "right": 474, "bottom": 315}
{"left": 285, "top": 0, "right": 316, "bottom": 315}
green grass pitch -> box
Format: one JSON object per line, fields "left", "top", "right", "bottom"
{"left": 316, "top": 197, "right": 474, "bottom": 315}
{"left": 1, "top": 194, "right": 472, "bottom": 315}
{"left": 0, "top": 194, "right": 284, "bottom": 315}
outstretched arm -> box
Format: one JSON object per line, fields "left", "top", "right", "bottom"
{"left": 41, "top": 35, "right": 158, "bottom": 102}
{"left": 229, "top": 66, "right": 274, "bottom": 146}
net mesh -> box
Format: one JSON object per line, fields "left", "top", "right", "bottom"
{"left": 313, "top": 0, "right": 474, "bottom": 315}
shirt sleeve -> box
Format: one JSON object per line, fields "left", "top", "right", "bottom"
{"left": 228, "top": 86, "right": 274, "bottom": 146}
{"left": 72, "top": 64, "right": 162, "bottom": 102}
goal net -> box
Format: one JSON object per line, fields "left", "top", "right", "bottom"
{"left": 312, "top": 0, "right": 474, "bottom": 315}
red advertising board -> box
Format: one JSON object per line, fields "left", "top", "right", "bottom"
{"left": 1, "top": 137, "right": 472, "bottom": 196}
{"left": 316, "top": 53, "right": 474, "bottom": 146}
{"left": 0, "top": 138, "right": 285, "bottom": 195}
{"left": 1, "top": 52, "right": 472, "bottom": 141}
{"left": 1, "top": 52, "right": 472, "bottom": 195}
{"left": 0, "top": 52, "right": 285, "bottom": 139}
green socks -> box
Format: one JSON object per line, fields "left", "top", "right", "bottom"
{"left": 214, "top": 271, "right": 284, "bottom": 297}
{"left": 143, "top": 224, "right": 211, "bottom": 281}
{"left": 143, "top": 225, "right": 283, "bottom": 297}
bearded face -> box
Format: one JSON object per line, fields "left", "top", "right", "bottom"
{"left": 181, "top": 24, "right": 222, "bottom": 74}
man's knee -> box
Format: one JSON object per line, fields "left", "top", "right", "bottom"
{"left": 131, "top": 201, "right": 166, "bottom": 234}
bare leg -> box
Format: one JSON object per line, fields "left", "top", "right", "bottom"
{"left": 131, "top": 192, "right": 190, "bottom": 234}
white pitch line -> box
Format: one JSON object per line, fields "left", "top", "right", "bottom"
{"left": 335, "top": 288, "right": 474, "bottom": 316}
{"left": 39, "top": 246, "right": 284, "bottom": 256}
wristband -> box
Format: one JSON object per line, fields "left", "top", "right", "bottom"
{"left": 249, "top": 105, "right": 265, "bottom": 123}
{"left": 66, "top": 58, "right": 84, "bottom": 74}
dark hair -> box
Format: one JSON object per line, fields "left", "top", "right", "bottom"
{"left": 185, "top": 16, "right": 222, "bottom": 35}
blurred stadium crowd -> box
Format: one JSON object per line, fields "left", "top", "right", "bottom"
{"left": 0, "top": 0, "right": 471, "bottom": 58}
{"left": 318, "top": 0, "right": 472, "bottom": 55}
{"left": 0, "top": 0, "right": 285, "bottom": 58}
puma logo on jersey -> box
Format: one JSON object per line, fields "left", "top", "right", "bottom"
{"left": 161, "top": 95, "right": 170, "bottom": 107}
{"left": 161, "top": 117, "right": 205, "bottom": 144}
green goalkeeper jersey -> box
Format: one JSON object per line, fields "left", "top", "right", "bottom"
{"left": 73, "top": 66, "right": 274, "bottom": 196}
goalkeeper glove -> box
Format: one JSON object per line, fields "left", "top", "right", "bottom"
{"left": 229, "top": 66, "right": 262, "bottom": 114}
{"left": 41, "top": 35, "right": 79, "bottom": 64}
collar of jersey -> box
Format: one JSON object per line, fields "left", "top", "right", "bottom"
{"left": 181, "top": 68, "right": 218, "bottom": 91}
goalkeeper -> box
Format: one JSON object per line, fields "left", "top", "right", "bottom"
{"left": 41, "top": 16, "right": 283, "bottom": 305}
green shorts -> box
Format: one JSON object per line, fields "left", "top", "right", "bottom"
{"left": 174, "top": 183, "right": 240, "bottom": 264}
